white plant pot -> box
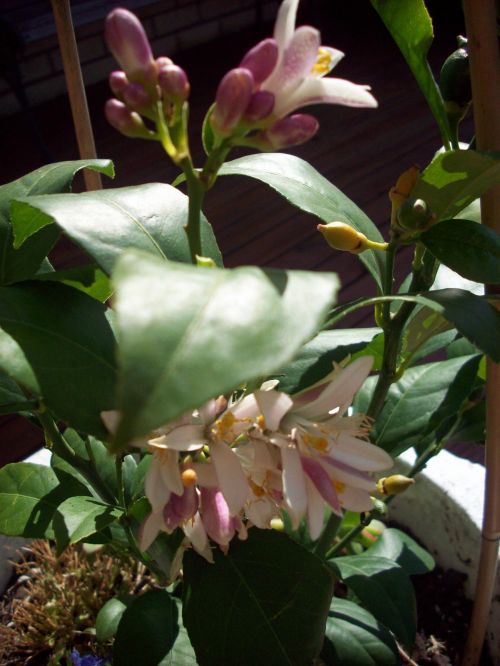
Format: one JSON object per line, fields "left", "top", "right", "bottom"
{"left": 1, "top": 448, "right": 498, "bottom": 660}
{"left": 389, "top": 449, "right": 500, "bottom": 662}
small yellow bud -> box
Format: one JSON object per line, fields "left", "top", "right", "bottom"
{"left": 196, "top": 255, "right": 216, "bottom": 268}
{"left": 377, "top": 474, "right": 415, "bottom": 496}
{"left": 389, "top": 166, "right": 420, "bottom": 210}
{"left": 270, "top": 517, "right": 284, "bottom": 531}
{"left": 317, "top": 222, "right": 368, "bottom": 253}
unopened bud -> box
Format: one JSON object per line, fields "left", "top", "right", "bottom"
{"left": 122, "top": 82, "right": 155, "bottom": 111}
{"left": 156, "top": 56, "right": 173, "bottom": 69}
{"left": 257, "top": 113, "right": 319, "bottom": 150}
{"left": 109, "top": 70, "right": 129, "bottom": 98}
{"left": 211, "top": 67, "right": 254, "bottom": 134}
{"left": 440, "top": 37, "right": 471, "bottom": 110}
{"left": 317, "top": 221, "right": 367, "bottom": 253}
{"left": 397, "top": 197, "right": 434, "bottom": 231}
{"left": 240, "top": 38, "right": 279, "bottom": 87}
{"left": 105, "top": 8, "right": 155, "bottom": 82}
{"left": 181, "top": 468, "right": 197, "bottom": 487}
{"left": 243, "top": 90, "right": 275, "bottom": 123}
{"left": 158, "top": 63, "right": 190, "bottom": 102}
{"left": 105, "top": 99, "right": 151, "bottom": 138}
{"left": 377, "top": 474, "right": 415, "bottom": 496}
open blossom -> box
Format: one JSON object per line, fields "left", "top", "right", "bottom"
{"left": 211, "top": 0, "right": 376, "bottom": 145}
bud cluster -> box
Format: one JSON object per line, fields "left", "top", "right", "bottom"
{"left": 104, "top": 8, "right": 190, "bottom": 159}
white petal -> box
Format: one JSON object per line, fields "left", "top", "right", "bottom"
{"left": 211, "top": 440, "right": 249, "bottom": 514}
{"left": 101, "top": 409, "right": 120, "bottom": 434}
{"left": 304, "top": 476, "right": 325, "bottom": 540}
{"left": 139, "top": 511, "right": 164, "bottom": 551}
{"left": 158, "top": 450, "right": 184, "bottom": 496}
{"left": 230, "top": 393, "right": 260, "bottom": 421}
{"left": 192, "top": 462, "right": 218, "bottom": 487}
{"left": 145, "top": 458, "right": 171, "bottom": 511}
{"left": 338, "top": 486, "right": 374, "bottom": 512}
{"left": 274, "top": 26, "right": 320, "bottom": 94}
{"left": 184, "top": 513, "right": 214, "bottom": 563}
{"left": 294, "top": 356, "right": 374, "bottom": 420}
{"left": 273, "top": 0, "right": 300, "bottom": 50}
{"left": 274, "top": 75, "right": 378, "bottom": 118}
{"left": 254, "top": 389, "right": 293, "bottom": 430}
{"left": 331, "top": 433, "right": 393, "bottom": 472}
{"left": 319, "top": 457, "right": 376, "bottom": 491}
{"left": 149, "top": 424, "right": 206, "bottom": 451}
{"left": 281, "top": 444, "right": 307, "bottom": 527}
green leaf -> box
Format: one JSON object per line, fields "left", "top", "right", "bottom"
{"left": 400, "top": 307, "right": 453, "bottom": 366}
{"left": 371, "top": 0, "right": 450, "bottom": 148}
{"left": 166, "top": 599, "right": 197, "bottom": 665}
{"left": 113, "top": 588, "right": 179, "bottom": 666}
{"left": 0, "top": 462, "right": 87, "bottom": 538}
{"left": 331, "top": 555, "right": 416, "bottom": 650}
{"left": 55, "top": 495, "right": 122, "bottom": 547}
{"left": 112, "top": 250, "right": 339, "bottom": 447}
{"left": 219, "top": 153, "right": 386, "bottom": 291}
{"left": 356, "top": 355, "right": 481, "bottom": 456}
{"left": 183, "top": 529, "right": 334, "bottom": 666}
{"left": 0, "top": 371, "right": 29, "bottom": 412}
{"left": 0, "top": 327, "right": 39, "bottom": 394}
{"left": 364, "top": 528, "right": 434, "bottom": 576}
{"left": 421, "top": 219, "right": 500, "bottom": 283}
{"left": 0, "top": 282, "right": 117, "bottom": 435}
{"left": 321, "top": 598, "right": 400, "bottom": 666}
{"left": 96, "top": 595, "right": 134, "bottom": 642}
{"left": 0, "top": 159, "right": 114, "bottom": 284}
{"left": 34, "top": 264, "right": 113, "bottom": 301}
{"left": 11, "top": 182, "right": 222, "bottom": 273}
{"left": 277, "top": 328, "right": 381, "bottom": 394}
{"left": 412, "top": 150, "right": 500, "bottom": 221}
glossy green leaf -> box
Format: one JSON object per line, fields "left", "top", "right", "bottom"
{"left": 356, "top": 355, "right": 481, "bottom": 456}
{"left": 331, "top": 555, "right": 416, "bottom": 650}
{"left": 113, "top": 588, "right": 179, "bottom": 666}
{"left": 183, "top": 529, "right": 334, "bottom": 666}
{"left": 34, "top": 264, "right": 113, "bottom": 301}
{"left": 0, "top": 282, "right": 117, "bottom": 435}
{"left": 112, "top": 250, "right": 339, "bottom": 447}
{"left": 277, "top": 328, "right": 380, "bottom": 394}
{"left": 0, "top": 462, "right": 87, "bottom": 538}
{"left": 0, "top": 327, "right": 39, "bottom": 394}
{"left": 371, "top": 0, "right": 450, "bottom": 147}
{"left": 0, "top": 371, "right": 29, "bottom": 412}
{"left": 55, "top": 495, "right": 122, "bottom": 547}
{"left": 321, "top": 598, "right": 400, "bottom": 666}
{"left": 400, "top": 307, "right": 453, "bottom": 366}
{"left": 11, "top": 182, "right": 222, "bottom": 273}
{"left": 0, "top": 160, "right": 113, "bottom": 284}
{"left": 96, "top": 595, "right": 133, "bottom": 642}
{"left": 413, "top": 150, "right": 500, "bottom": 221}
{"left": 364, "top": 528, "right": 434, "bottom": 576}
{"left": 219, "top": 153, "right": 386, "bottom": 291}
{"left": 421, "top": 219, "right": 500, "bottom": 283}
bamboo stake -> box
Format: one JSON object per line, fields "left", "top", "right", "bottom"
{"left": 50, "top": 0, "right": 102, "bottom": 191}
{"left": 462, "top": 2, "right": 500, "bottom": 664}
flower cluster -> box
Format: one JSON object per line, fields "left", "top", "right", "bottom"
{"left": 211, "top": 0, "right": 377, "bottom": 149}
{"left": 103, "top": 357, "right": 392, "bottom": 564}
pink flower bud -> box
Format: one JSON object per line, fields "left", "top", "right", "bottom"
{"left": 156, "top": 56, "right": 173, "bottom": 69}
{"left": 158, "top": 64, "right": 190, "bottom": 102}
{"left": 163, "top": 485, "right": 198, "bottom": 532}
{"left": 243, "top": 90, "right": 275, "bottom": 123}
{"left": 258, "top": 113, "right": 319, "bottom": 149}
{"left": 105, "top": 8, "right": 155, "bottom": 82}
{"left": 200, "top": 488, "right": 238, "bottom": 547}
{"left": 240, "top": 38, "right": 279, "bottom": 87}
{"left": 105, "top": 98, "right": 149, "bottom": 137}
{"left": 122, "top": 81, "right": 155, "bottom": 110}
{"left": 109, "top": 70, "right": 129, "bottom": 98}
{"left": 211, "top": 67, "right": 254, "bottom": 134}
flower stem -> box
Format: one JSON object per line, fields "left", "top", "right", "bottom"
{"left": 181, "top": 157, "right": 205, "bottom": 263}
{"left": 326, "top": 513, "right": 373, "bottom": 559}
{"left": 313, "top": 512, "right": 344, "bottom": 558}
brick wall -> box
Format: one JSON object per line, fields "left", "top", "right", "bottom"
{"left": 0, "top": 0, "right": 280, "bottom": 117}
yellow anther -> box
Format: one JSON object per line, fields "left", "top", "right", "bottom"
{"left": 257, "top": 414, "right": 266, "bottom": 429}
{"left": 334, "top": 480, "right": 346, "bottom": 493}
{"left": 214, "top": 412, "right": 236, "bottom": 438}
{"left": 249, "top": 479, "right": 266, "bottom": 497}
{"left": 303, "top": 433, "right": 329, "bottom": 452}
{"left": 311, "top": 47, "right": 333, "bottom": 76}
{"left": 181, "top": 468, "right": 198, "bottom": 487}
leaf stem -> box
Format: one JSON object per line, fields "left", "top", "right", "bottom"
{"left": 181, "top": 157, "right": 205, "bottom": 263}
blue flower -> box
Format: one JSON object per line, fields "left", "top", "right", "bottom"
{"left": 71, "top": 649, "right": 109, "bottom": 666}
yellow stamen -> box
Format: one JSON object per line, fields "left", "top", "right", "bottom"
{"left": 257, "top": 414, "right": 266, "bottom": 429}
{"left": 311, "top": 47, "right": 333, "bottom": 76}
{"left": 213, "top": 412, "right": 236, "bottom": 438}
{"left": 334, "top": 480, "right": 346, "bottom": 493}
{"left": 181, "top": 468, "right": 197, "bottom": 487}
{"left": 249, "top": 479, "right": 266, "bottom": 497}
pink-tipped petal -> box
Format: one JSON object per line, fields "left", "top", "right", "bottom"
{"left": 164, "top": 485, "right": 198, "bottom": 532}
{"left": 278, "top": 26, "right": 321, "bottom": 92}
{"left": 304, "top": 476, "right": 326, "bottom": 540}
{"left": 139, "top": 511, "right": 164, "bottom": 550}
{"left": 331, "top": 432, "right": 393, "bottom": 472}
{"left": 301, "top": 455, "right": 342, "bottom": 515}
{"left": 212, "top": 67, "right": 254, "bottom": 134}
{"left": 240, "top": 38, "right": 279, "bottom": 86}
